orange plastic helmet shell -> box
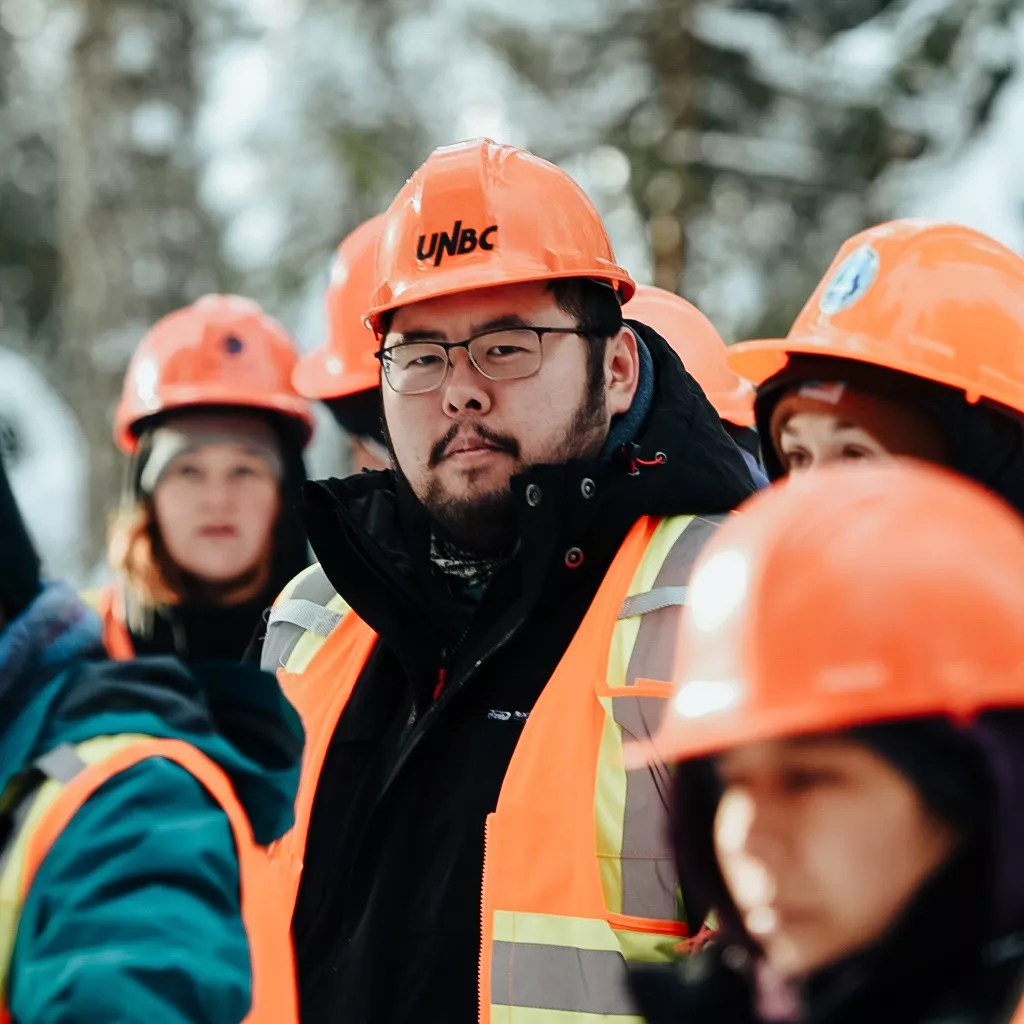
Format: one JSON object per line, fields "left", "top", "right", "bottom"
{"left": 294, "top": 215, "right": 384, "bottom": 400}
{"left": 631, "top": 461, "right": 1024, "bottom": 767}
{"left": 727, "top": 219, "right": 1024, "bottom": 415}
{"left": 623, "top": 285, "right": 755, "bottom": 427}
{"left": 115, "top": 294, "right": 315, "bottom": 453}
{"left": 364, "top": 138, "right": 635, "bottom": 333}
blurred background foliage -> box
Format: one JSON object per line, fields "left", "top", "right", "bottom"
{"left": 0, "top": 0, "right": 1022, "bottom": 579}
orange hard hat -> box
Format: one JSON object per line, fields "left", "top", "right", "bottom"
{"left": 115, "top": 294, "right": 315, "bottom": 453}
{"left": 632, "top": 461, "right": 1024, "bottom": 767}
{"left": 727, "top": 219, "right": 1024, "bottom": 416}
{"left": 294, "top": 215, "right": 384, "bottom": 400}
{"left": 623, "top": 285, "right": 755, "bottom": 427}
{"left": 364, "top": 138, "right": 635, "bottom": 333}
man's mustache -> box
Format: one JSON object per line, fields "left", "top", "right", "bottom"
{"left": 428, "top": 423, "right": 520, "bottom": 468}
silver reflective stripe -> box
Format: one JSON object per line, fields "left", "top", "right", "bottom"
{"left": 292, "top": 567, "right": 339, "bottom": 607}
{"left": 269, "top": 599, "right": 343, "bottom": 638}
{"left": 617, "top": 586, "right": 687, "bottom": 620}
{"left": 261, "top": 569, "right": 343, "bottom": 672}
{"left": 491, "top": 941, "right": 636, "bottom": 1014}
{"left": 626, "top": 515, "right": 725, "bottom": 687}
{"left": 34, "top": 744, "right": 86, "bottom": 784}
{"left": 612, "top": 695, "right": 677, "bottom": 920}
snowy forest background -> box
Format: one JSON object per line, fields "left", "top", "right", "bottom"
{"left": 1, "top": 0, "right": 1022, "bottom": 585}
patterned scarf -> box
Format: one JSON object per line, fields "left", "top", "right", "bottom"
{"left": 429, "top": 533, "right": 518, "bottom": 588}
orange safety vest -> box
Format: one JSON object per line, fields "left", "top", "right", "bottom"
{"left": 265, "top": 512, "right": 723, "bottom": 1021}
{"left": 0, "top": 735, "right": 297, "bottom": 1023}
{"left": 85, "top": 583, "right": 135, "bottom": 661}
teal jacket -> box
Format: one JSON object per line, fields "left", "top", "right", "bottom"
{"left": 0, "top": 583, "right": 303, "bottom": 1024}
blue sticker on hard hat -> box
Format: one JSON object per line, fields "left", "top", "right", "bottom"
{"left": 819, "top": 245, "right": 880, "bottom": 315}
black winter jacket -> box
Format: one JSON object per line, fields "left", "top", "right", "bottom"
{"left": 288, "top": 324, "right": 756, "bottom": 1024}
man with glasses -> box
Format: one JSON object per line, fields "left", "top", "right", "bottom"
{"left": 260, "top": 139, "right": 755, "bottom": 1023}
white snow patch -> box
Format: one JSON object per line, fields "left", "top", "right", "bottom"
{"left": 223, "top": 201, "right": 288, "bottom": 271}
{"left": 0, "top": 0, "right": 46, "bottom": 39}
{"left": 113, "top": 22, "right": 159, "bottom": 75}
{"left": 131, "top": 100, "right": 183, "bottom": 155}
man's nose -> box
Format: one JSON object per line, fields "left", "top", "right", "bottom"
{"left": 441, "top": 349, "right": 492, "bottom": 418}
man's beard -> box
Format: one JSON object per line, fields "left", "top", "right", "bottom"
{"left": 393, "top": 377, "right": 609, "bottom": 555}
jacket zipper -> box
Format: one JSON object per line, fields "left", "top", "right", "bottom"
{"left": 478, "top": 814, "right": 493, "bottom": 1024}
{"left": 378, "top": 619, "right": 521, "bottom": 796}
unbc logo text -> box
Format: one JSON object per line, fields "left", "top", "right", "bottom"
{"left": 417, "top": 222, "right": 498, "bottom": 266}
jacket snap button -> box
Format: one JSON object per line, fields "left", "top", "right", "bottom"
{"left": 565, "top": 547, "right": 584, "bottom": 568}
{"left": 723, "top": 946, "right": 749, "bottom": 971}
{"left": 525, "top": 483, "right": 542, "bottom": 507}
{"left": 580, "top": 478, "right": 596, "bottom": 499}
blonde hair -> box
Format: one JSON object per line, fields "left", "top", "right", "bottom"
{"left": 107, "top": 499, "right": 186, "bottom": 610}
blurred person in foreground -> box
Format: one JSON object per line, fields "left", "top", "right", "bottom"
{"left": 293, "top": 215, "right": 392, "bottom": 473}
{"left": 258, "top": 138, "right": 756, "bottom": 1023}
{"left": 729, "top": 220, "right": 1024, "bottom": 515}
{"left": 629, "top": 461, "right": 1024, "bottom": 1024}
{"left": 0, "top": 452, "right": 302, "bottom": 1022}
{"left": 92, "top": 295, "right": 314, "bottom": 661}
{"left": 623, "top": 285, "right": 768, "bottom": 487}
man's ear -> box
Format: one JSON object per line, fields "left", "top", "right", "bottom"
{"left": 605, "top": 325, "right": 640, "bottom": 416}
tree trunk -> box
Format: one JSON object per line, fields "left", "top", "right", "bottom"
{"left": 645, "top": 0, "right": 696, "bottom": 292}
{"left": 57, "top": 0, "right": 219, "bottom": 572}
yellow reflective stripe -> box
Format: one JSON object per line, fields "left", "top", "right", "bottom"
{"left": 606, "top": 516, "right": 693, "bottom": 690}
{"left": 491, "top": 911, "right": 679, "bottom": 962}
{"left": 595, "top": 695, "right": 627, "bottom": 915}
{"left": 490, "top": 1008, "right": 644, "bottom": 1023}
{"left": 283, "top": 592, "right": 351, "bottom": 674}
{"left": 613, "top": 926, "right": 681, "bottom": 964}
{"left": 492, "top": 910, "right": 620, "bottom": 951}
{"left": 0, "top": 734, "right": 152, "bottom": 1000}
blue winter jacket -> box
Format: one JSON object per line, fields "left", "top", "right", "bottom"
{"left": 0, "top": 582, "right": 302, "bottom": 1024}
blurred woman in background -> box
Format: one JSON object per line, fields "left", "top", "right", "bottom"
{"left": 95, "top": 294, "right": 314, "bottom": 661}
{"left": 727, "top": 220, "right": 1024, "bottom": 516}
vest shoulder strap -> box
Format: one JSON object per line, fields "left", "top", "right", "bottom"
{"left": 262, "top": 564, "right": 350, "bottom": 675}
{"left": 88, "top": 584, "right": 135, "bottom": 661}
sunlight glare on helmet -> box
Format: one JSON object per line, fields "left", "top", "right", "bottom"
{"left": 690, "top": 548, "right": 748, "bottom": 633}
{"left": 674, "top": 679, "right": 741, "bottom": 719}
{"left": 134, "top": 357, "right": 159, "bottom": 405}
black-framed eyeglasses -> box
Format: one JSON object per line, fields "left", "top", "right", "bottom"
{"left": 375, "top": 326, "right": 592, "bottom": 395}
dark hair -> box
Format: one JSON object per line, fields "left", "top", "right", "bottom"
{"left": 548, "top": 278, "right": 623, "bottom": 394}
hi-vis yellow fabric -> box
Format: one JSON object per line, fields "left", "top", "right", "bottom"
{"left": 263, "top": 513, "right": 726, "bottom": 1021}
